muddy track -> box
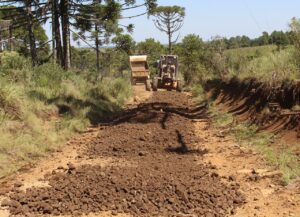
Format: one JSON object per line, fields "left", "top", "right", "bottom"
{"left": 1, "top": 91, "right": 245, "bottom": 217}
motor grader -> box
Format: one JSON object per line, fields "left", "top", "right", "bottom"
{"left": 129, "top": 55, "right": 151, "bottom": 91}
{"left": 152, "top": 55, "right": 182, "bottom": 92}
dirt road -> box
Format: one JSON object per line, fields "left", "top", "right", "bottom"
{"left": 0, "top": 85, "right": 299, "bottom": 217}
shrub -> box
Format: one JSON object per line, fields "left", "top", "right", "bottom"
{"left": 239, "top": 48, "right": 299, "bottom": 81}
{"left": 32, "top": 63, "right": 67, "bottom": 90}
{"left": 0, "top": 62, "right": 132, "bottom": 178}
{"left": 0, "top": 51, "right": 31, "bottom": 82}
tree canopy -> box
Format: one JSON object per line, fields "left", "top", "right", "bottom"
{"left": 0, "top": 0, "right": 157, "bottom": 68}
{"left": 152, "top": 5, "right": 185, "bottom": 54}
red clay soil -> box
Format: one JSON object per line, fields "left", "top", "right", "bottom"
{"left": 2, "top": 92, "right": 245, "bottom": 217}
{"left": 205, "top": 77, "right": 300, "bottom": 138}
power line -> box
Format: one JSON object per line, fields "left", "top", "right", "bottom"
{"left": 243, "top": 0, "right": 262, "bottom": 33}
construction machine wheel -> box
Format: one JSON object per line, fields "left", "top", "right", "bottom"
{"left": 146, "top": 79, "right": 151, "bottom": 91}
{"left": 176, "top": 80, "right": 182, "bottom": 92}
{"left": 152, "top": 78, "right": 158, "bottom": 91}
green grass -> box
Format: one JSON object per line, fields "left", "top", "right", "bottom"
{"left": 0, "top": 53, "right": 132, "bottom": 178}
{"left": 224, "top": 45, "right": 300, "bottom": 81}
{"left": 189, "top": 85, "right": 206, "bottom": 104}
{"left": 209, "top": 103, "right": 234, "bottom": 128}
{"left": 225, "top": 45, "right": 277, "bottom": 57}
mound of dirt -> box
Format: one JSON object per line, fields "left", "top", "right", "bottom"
{"left": 205, "top": 77, "right": 300, "bottom": 136}
{"left": 4, "top": 92, "right": 245, "bottom": 216}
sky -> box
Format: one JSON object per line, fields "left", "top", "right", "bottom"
{"left": 119, "top": 0, "right": 300, "bottom": 43}
{"left": 44, "top": 0, "right": 300, "bottom": 45}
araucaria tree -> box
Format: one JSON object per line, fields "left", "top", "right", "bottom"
{"left": 152, "top": 6, "right": 185, "bottom": 54}
{"left": 0, "top": 0, "right": 157, "bottom": 70}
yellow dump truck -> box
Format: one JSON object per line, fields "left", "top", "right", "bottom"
{"left": 129, "top": 55, "right": 151, "bottom": 91}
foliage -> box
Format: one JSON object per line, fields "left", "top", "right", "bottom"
{"left": 0, "top": 6, "right": 50, "bottom": 62}
{"left": 0, "top": 0, "right": 157, "bottom": 68}
{"left": 112, "top": 34, "right": 136, "bottom": 55}
{"left": 136, "top": 38, "right": 165, "bottom": 62}
{"left": 0, "top": 60, "right": 132, "bottom": 177}
{"left": 235, "top": 48, "right": 298, "bottom": 81}
{"left": 269, "top": 31, "right": 290, "bottom": 49}
{"left": 222, "top": 30, "right": 292, "bottom": 50}
{"left": 223, "top": 45, "right": 299, "bottom": 81}
{"left": 0, "top": 51, "right": 32, "bottom": 82}
{"left": 289, "top": 17, "right": 300, "bottom": 66}
{"left": 135, "top": 38, "right": 165, "bottom": 74}
{"left": 176, "top": 34, "right": 207, "bottom": 84}
{"left": 152, "top": 5, "right": 185, "bottom": 54}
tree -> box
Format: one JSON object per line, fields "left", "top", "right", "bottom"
{"left": 289, "top": 18, "right": 300, "bottom": 46}
{"left": 240, "top": 35, "right": 251, "bottom": 47}
{"left": 136, "top": 38, "right": 165, "bottom": 62}
{"left": 71, "top": 0, "right": 157, "bottom": 71}
{"left": 227, "top": 37, "right": 239, "bottom": 49}
{"left": 270, "top": 30, "right": 289, "bottom": 50}
{"left": 112, "top": 34, "right": 135, "bottom": 55}
{"left": 111, "top": 34, "right": 135, "bottom": 75}
{"left": 259, "top": 31, "right": 270, "bottom": 46}
{"left": 208, "top": 36, "right": 228, "bottom": 79}
{"left": 0, "top": 5, "right": 49, "bottom": 64}
{"left": 74, "top": 0, "right": 122, "bottom": 74}
{"left": 178, "top": 34, "right": 205, "bottom": 84}
{"left": 152, "top": 6, "right": 185, "bottom": 54}
{"left": 0, "top": 0, "right": 157, "bottom": 70}
{"left": 24, "top": 0, "right": 38, "bottom": 66}
{"left": 289, "top": 17, "right": 300, "bottom": 64}
{"left": 136, "top": 38, "right": 165, "bottom": 75}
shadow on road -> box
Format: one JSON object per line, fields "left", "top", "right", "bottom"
{"left": 165, "top": 130, "right": 209, "bottom": 155}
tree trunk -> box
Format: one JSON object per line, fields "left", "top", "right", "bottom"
{"left": 168, "top": 32, "right": 172, "bottom": 54}
{"left": 167, "top": 16, "right": 172, "bottom": 54}
{"left": 54, "top": 0, "right": 62, "bottom": 65}
{"left": 9, "top": 25, "right": 13, "bottom": 51}
{"left": 52, "top": 0, "right": 56, "bottom": 62}
{"left": 0, "top": 32, "right": 2, "bottom": 52}
{"left": 69, "top": 34, "right": 72, "bottom": 66}
{"left": 95, "top": 24, "right": 100, "bottom": 75}
{"left": 94, "top": 0, "right": 101, "bottom": 76}
{"left": 61, "top": 0, "right": 71, "bottom": 70}
{"left": 25, "top": 0, "right": 38, "bottom": 66}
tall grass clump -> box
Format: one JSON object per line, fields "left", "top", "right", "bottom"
{"left": 225, "top": 46, "right": 300, "bottom": 81}
{"left": 0, "top": 55, "right": 132, "bottom": 178}
{"left": 0, "top": 51, "right": 32, "bottom": 82}
{"left": 238, "top": 48, "right": 299, "bottom": 81}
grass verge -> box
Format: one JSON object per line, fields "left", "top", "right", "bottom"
{"left": 0, "top": 54, "right": 132, "bottom": 178}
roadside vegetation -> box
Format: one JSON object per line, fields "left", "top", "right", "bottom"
{"left": 184, "top": 18, "right": 300, "bottom": 184}
{"left": 190, "top": 85, "right": 300, "bottom": 185}
{"left": 0, "top": 0, "right": 159, "bottom": 177}
{"left": 212, "top": 106, "right": 300, "bottom": 185}
{"left": 0, "top": 51, "right": 132, "bottom": 177}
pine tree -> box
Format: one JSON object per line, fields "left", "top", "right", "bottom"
{"left": 152, "top": 6, "right": 185, "bottom": 54}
